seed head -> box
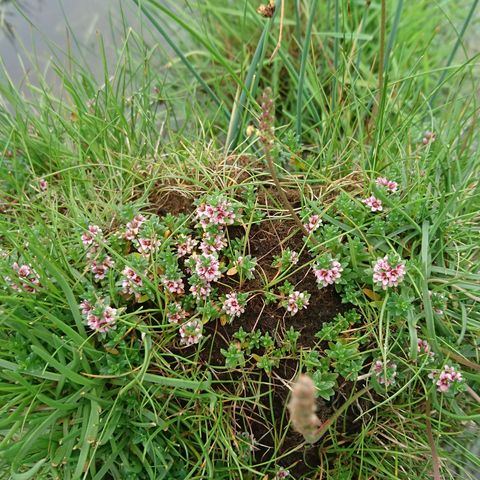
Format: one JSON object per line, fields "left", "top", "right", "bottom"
{"left": 257, "top": 0, "right": 275, "bottom": 18}
{"left": 287, "top": 375, "right": 322, "bottom": 443}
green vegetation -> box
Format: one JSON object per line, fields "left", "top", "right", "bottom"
{"left": 0, "top": 0, "right": 479, "bottom": 478}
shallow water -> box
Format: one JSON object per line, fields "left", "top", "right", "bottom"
{"left": 0, "top": 0, "right": 138, "bottom": 85}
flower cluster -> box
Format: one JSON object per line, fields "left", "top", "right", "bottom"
{"left": 363, "top": 195, "right": 383, "bottom": 212}
{"left": 376, "top": 177, "right": 398, "bottom": 193}
{"left": 194, "top": 253, "right": 222, "bottom": 283}
{"left": 190, "top": 282, "right": 212, "bottom": 300}
{"left": 176, "top": 235, "right": 198, "bottom": 257}
{"left": 80, "top": 299, "right": 117, "bottom": 333}
{"left": 81, "top": 225, "right": 102, "bottom": 247}
{"left": 199, "top": 231, "right": 227, "bottom": 254}
{"left": 39, "top": 178, "right": 48, "bottom": 191}
{"left": 429, "top": 365, "right": 463, "bottom": 393}
{"left": 179, "top": 319, "right": 203, "bottom": 346}
{"left": 90, "top": 255, "right": 114, "bottom": 280}
{"left": 417, "top": 338, "right": 435, "bottom": 359}
{"left": 274, "top": 468, "right": 290, "bottom": 479}
{"left": 222, "top": 292, "right": 247, "bottom": 319}
{"left": 196, "top": 198, "right": 236, "bottom": 229}
{"left": 372, "top": 255, "right": 406, "bottom": 289}
{"left": 313, "top": 259, "right": 343, "bottom": 288}
{"left": 81, "top": 225, "right": 114, "bottom": 281}
{"left": 286, "top": 291, "right": 310, "bottom": 316}
{"left": 166, "top": 302, "right": 189, "bottom": 324}
{"left": 125, "top": 215, "right": 163, "bottom": 257}
{"left": 136, "top": 237, "right": 161, "bottom": 256}
{"left": 422, "top": 130, "right": 436, "bottom": 145}
{"left": 169, "top": 195, "right": 243, "bottom": 313}
{"left": 161, "top": 276, "right": 185, "bottom": 295}
{"left": 7, "top": 263, "right": 41, "bottom": 293}
{"left": 303, "top": 214, "right": 322, "bottom": 234}
{"left": 121, "top": 266, "right": 144, "bottom": 299}
{"left": 373, "top": 359, "right": 397, "bottom": 386}
{"left": 125, "top": 214, "right": 146, "bottom": 241}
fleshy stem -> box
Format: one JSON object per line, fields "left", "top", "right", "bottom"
{"left": 258, "top": 88, "right": 318, "bottom": 243}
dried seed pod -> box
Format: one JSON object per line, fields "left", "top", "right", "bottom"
{"left": 287, "top": 374, "right": 322, "bottom": 443}
{"left": 257, "top": 0, "right": 275, "bottom": 18}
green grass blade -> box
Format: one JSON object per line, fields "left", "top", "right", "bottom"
{"left": 296, "top": 0, "right": 319, "bottom": 138}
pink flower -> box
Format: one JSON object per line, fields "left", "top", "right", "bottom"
{"left": 87, "top": 306, "right": 117, "bottom": 333}
{"left": 196, "top": 199, "right": 236, "bottom": 229}
{"left": 372, "top": 255, "right": 406, "bottom": 289}
{"left": 303, "top": 214, "right": 322, "bottom": 234}
{"left": 10, "top": 262, "right": 41, "bottom": 293}
{"left": 363, "top": 195, "right": 383, "bottom": 212}
{"left": 195, "top": 254, "right": 222, "bottom": 283}
{"left": 222, "top": 292, "right": 245, "bottom": 318}
{"left": 373, "top": 360, "right": 384, "bottom": 375}
{"left": 121, "top": 266, "right": 143, "bottom": 296}
{"left": 190, "top": 282, "right": 212, "bottom": 300}
{"left": 80, "top": 299, "right": 117, "bottom": 333}
{"left": 137, "top": 237, "right": 160, "bottom": 255}
{"left": 422, "top": 130, "right": 436, "bottom": 145}
{"left": 373, "top": 359, "right": 397, "bottom": 386}
{"left": 436, "top": 374, "right": 451, "bottom": 392}
{"left": 81, "top": 225, "right": 102, "bottom": 246}
{"left": 376, "top": 177, "right": 398, "bottom": 193}
{"left": 79, "top": 300, "right": 93, "bottom": 316}
{"left": 444, "top": 365, "right": 463, "bottom": 382}
{"left": 102, "top": 306, "right": 117, "bottom": 325}
{"left": 167, "top": 303, "right": 189, "bottom": 324}
{"left": 90, "top": 256, "right": 114, "bottom": 280}
{"left": 417, "top": 339, "right": 435, "bottom": 359}
{"left": 179, "top": 319, "right": 203, "bottom": 346}
{"left": 86, "top": 314, "right": 102, "bottom": 331}
{"left": 16, "top": 264, "right": 31, "bottom": 277}
{"left": 286, "top": 291, "right": 310, "bottom": 316}
{"left": 200, "top": 232, "right": 227, "bottom": 254}
{"left": 39, "top": 178, "right": 48, "bottom": 191}
{"left": 274, "top": 469, "right": 290, "bottom": 479}
{"left": 125, "top": 214, "right": 146, "bottom": 240}
{"left": 162, "top": 277, "right": 185, "bottom": 295}
{"left": 313, "top": 260, "right": 343, "bottom": 288}
{"left": 430, "top": 365, "right": 463, "bottom": 393}
{"left": 177, "top": 235, "right": 198, "bottom": 257}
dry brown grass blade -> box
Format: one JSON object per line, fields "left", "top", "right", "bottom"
{"left": 269, "top": 0, "right": 285, "bottom": 62}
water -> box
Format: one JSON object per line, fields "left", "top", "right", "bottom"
{"left": 0, "top": 0, "right": 138, "bottom": 86}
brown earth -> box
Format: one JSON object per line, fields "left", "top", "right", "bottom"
{"left": 199, "top": 220, "right": 352, "bottom": 477}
